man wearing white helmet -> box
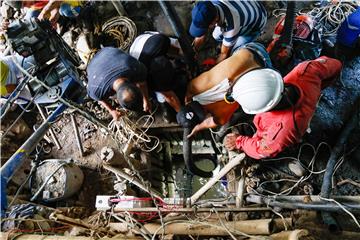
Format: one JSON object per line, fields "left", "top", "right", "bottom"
{"left": 178, "top": 42, "right": 272, "bottom": 138}
{"left": 224, "top": 56, "right": 342, "bottom": 159}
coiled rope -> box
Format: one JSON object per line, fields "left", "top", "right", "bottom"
{"left": 102, "top": 16, "right": 137, "bottom": 50}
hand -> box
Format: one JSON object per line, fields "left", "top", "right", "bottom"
{"left": 48, "top": 9, "right": 60, "bottom": 24}
{"left": 38, "top": 10, "right": 50, "bottom": 21}
{"left": 192, "top": 36, "right": 206, "bottom": 51}
{"left": 1, "top": 19, "right": 10, "bottom": 32}
{"left": 187, "top": 125, "right": 200, "bottom": 139}
{"left": 184, "top": 94, "right": 193, "bottom": 105}
{"left": 143, "top": 99, "right": 152, "bottom": 113}
{"left": 110, "top": 109, "right": 122, "bottom": 121}
{"left": 224, "top": 133, "right": 239, "bottom": 151}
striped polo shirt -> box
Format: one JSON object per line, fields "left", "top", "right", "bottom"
{"left": 211, "top": 0, "right": 267, "bottom": 47}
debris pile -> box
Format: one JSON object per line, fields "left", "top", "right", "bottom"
{"left": 1, "top": 1, "right": 360, "bottom": 240}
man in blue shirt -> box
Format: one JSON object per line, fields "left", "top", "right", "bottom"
{"left": 87, "top": 47, "right": 148, "bottom": 120}
{"left": 189, "top": 1, "right": 267, "bottom": 63}
{"left": 337, "top": 6, "right": 360, "bottom": 51}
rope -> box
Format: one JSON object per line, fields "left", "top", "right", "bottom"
{"left": 303, "top": 1, "right": 358, "bottom": 36}
{"left": 102, "top": 16, "right": 137, "bottom": 50}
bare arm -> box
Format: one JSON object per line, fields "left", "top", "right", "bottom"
{"left": 187, "top": 115, "right": 218, "bottom": 138}
{"left": 99, "top": 100, "right": 121, "bottom": 121}
{"left": 216, "top": 44, "right": 231, "bottom": 63}
{"left": 136, "top": 81, "right": 151, "bottom": 112}
{"left": 160, "top": 90, "right": 181, "bottom": 112}
{"left": 40, "top": 0, "right": 63, "bottom": 16}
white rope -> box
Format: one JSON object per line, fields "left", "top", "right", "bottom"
{"left": 319, "top": 196, "right": 360, "bottom": 229}
{"left": 304, "top": 1, "right": 358, "bottom": 36}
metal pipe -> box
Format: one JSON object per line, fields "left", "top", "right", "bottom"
{"left": 189, "top": 153, "right": 245, "bottom": 205}
{"left": 113, "top": 207, "right": 271, "bottom": 213}
{"left": 157, "top": 0, "right": 198, "bottom": 74}
{"left": 246, "top": 194, "right": 360, "bottom": 213}
{"left": 0, "top": 77, "right": 31, "bottom": 119}
{"left": 36, "top": 104, "right": 62, "bottom": 150}
{"left": 236, "top": 169, "right": 245, "bottom": 207}
{"left": 0, "top": 103, "right": 67, "bottom": 215}
{"left": 111, "top": 0, "right": 127, "bottom": 16}
{"left": 70, "top": 114, "right": 84, "bottom": 156}
{"left": 103, "top": 164, "right": 163, "bottom": 199}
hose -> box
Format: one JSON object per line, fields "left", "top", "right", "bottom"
{"left": 183, "top": 128, "right": 215, "bottom": 178}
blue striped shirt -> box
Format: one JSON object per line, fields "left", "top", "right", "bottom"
{"left": 211, "top": 0, "right": 267, "bottom": 47}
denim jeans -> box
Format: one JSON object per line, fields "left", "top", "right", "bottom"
{"left": 232, "top": 42, "right": 272, "bottom": 68}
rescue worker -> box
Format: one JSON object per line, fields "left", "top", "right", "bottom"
{"left": 129, "top": 32, "right": 182, "bottom": 122}
{"left": 223, "top": 56, "right": 342, "bottom": 159}
{"left": 189, "top": 1, "right": 267, "bottom": 63}
{"left": 0, "top": 55, "right": 34, "bottom": 102}
{"left": 177, "top": 42, "right": 272, "bottom": 138}
{"left": 86, "top": 47, "right": 148, "bottom": 121}
{"left": 336, "top": 6, "right": 360, "bottom": 57}
{"left": 4, "top": 0, "right": 83, "bottom": 23}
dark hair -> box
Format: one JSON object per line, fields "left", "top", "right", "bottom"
{"left": 116, "top": 81, "right": 143, "bottom": 112}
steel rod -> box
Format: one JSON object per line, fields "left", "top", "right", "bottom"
{"left": 36, "top": 104, "right": 62, "bottom": 150}
{"left": 113, "top": 207, "right": 271, "bottom": 213}
{"left": 103, "top": 164, "right": 163, "bottom": 199}
{"left": 1, "top": 103, "right": 67, "bottom": 215}
{"left": 246, "top": 194, "right": 360, "bottom": 212}
{"left": 189, "top": 153, "right": 246, "bottom": 205}
{"left": 70, "top": 114, "right": 84, "bottom": 156}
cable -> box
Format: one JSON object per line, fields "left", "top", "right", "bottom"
{"left": 102, "top": 16, "right": 137, "bottom": 50}
{"left": 304, "top": 1, "right": 358, "bottom": 36}
{"left": 319, "top": 196, "right": 360, "bottom": 229}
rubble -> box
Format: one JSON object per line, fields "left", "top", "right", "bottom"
{"left": 1, "top": 1, "right": 360, "bottom": 240}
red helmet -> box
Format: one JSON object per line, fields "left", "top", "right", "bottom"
{"left": 274, "top": 15, "right": 314, "bottom": 39}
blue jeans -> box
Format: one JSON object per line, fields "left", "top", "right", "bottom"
{"left": 232, "top": 42, "right": 272, "bottom": 68}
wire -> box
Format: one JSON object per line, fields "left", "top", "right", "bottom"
{"left": 319, "top": 196, "right": 360, "bottom": 229}
{"left": 304, "top": 1, "right": 358, "bottom": 36}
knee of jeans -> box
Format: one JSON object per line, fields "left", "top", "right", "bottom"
{"left": 59, "top": 4, "right": 80, "bottom": 18}
{"left": 25, "top": 10, "right": 40, "bottom": 20}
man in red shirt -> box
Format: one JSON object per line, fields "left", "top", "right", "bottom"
{"left": 224, "top": 56, "right": 342, "bottom": 159}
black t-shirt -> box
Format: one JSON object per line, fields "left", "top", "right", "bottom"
{"left": 87, "top": 47, "right": 147, "bottom": 101}
{"left": 129, "top": 33, "right": 176, "bottom": 92}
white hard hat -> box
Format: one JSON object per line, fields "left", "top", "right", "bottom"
{"left": 232, "top": 68, "right": 284, "bottom": 114}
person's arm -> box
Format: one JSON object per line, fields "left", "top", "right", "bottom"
{"left": 224, "top": 132, "right": 283, "bottom": 160}
{"left": 38, "top": 0, "right": 63, "bottom": 21}
{"left": 187, "top": 116, "right": 217, "bottom": 138}
{"left": 136, "top": 81, "right": 151, "bottom": 112}
{"left": 99, "top": 100, "right": 122, "bottom": 121}
{"left": 216, "top": 44, "right": 231, "bottom": 63}
{"left": 192, "top": 35, "right": 206, "bottom": 51}
{"left": 160, "top": 90, "right": 181, "bottom": 112}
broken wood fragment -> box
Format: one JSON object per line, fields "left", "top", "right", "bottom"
{"left": 142, "top": 218, "right": 274, "bottom": 236}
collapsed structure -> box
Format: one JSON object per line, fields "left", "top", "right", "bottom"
{"left": 0, "top": 1, "right": 360, "bottom": 239}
